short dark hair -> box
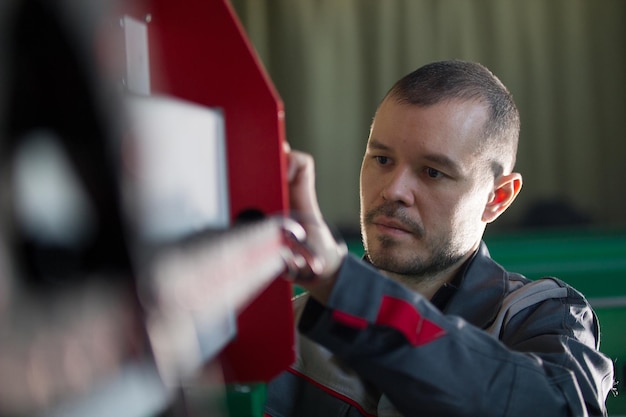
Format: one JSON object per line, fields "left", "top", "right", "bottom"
{"left": 384, "top": 60, "right": 520, "bottom": 176}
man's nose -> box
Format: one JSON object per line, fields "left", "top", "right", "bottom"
{"left": 381, "top": 167, "right": 416, "bottom": 206}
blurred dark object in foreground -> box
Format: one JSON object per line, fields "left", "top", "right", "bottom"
{"left": 0, "top": 0, "right": 149, "bottom": 414}
{"left": 3, "top": 0, "right": 132, "bottom": 290}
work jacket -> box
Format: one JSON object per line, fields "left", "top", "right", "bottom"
{"left": 265, "top": 242, "right": 614, "bottom": 416}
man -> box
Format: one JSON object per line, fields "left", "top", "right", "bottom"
{"left": 266, "top": 60, "right": 614, "bottom": 416}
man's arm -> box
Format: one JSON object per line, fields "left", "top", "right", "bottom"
{"left": 298, "top": 254, "right": 613, "bottom": 416}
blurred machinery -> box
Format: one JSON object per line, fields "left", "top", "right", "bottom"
{"left": 0, "top": 0, "right": 297, "bottom": 415}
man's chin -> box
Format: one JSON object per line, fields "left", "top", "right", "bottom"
{"left": 367, "top": 250, "right": 423, "bottom": 274}
{"left": 368, "top": 235, "right": 425, "bottom": 258}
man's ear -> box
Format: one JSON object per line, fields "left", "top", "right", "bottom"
{"left": 482, "top": 173, "right": 523, "bottom": 223}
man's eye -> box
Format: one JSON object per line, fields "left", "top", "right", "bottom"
{"left": 426, "top": 167, "right": 443, "bottom": 178}
{"left": 375, "top": 156, "right": 390, "bottom": 165}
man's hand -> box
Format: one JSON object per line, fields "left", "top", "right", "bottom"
{"left": 284, "top": 144, "right": 347, "bottom": 304}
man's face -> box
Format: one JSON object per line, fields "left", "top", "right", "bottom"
{"left": 359, "top": 98, "right": 496, "bottom": 280}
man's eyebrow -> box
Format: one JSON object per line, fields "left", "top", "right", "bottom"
{"left": 368, "top": 139, "right": 464, "bottom": 176}
{"left": 367, "top": 139, "right": 391, "bottom": 151}
{"left": 423, "top": 153, "right": 463, "bottom": 176}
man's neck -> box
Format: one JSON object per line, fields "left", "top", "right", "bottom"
{"left": 385, "top": 270, "right": 454, "bottom": 300}
{"left": 382, "top": 250, "right": 476, "bottom": 300}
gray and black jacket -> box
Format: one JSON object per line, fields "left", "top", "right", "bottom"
{"left": 265, "top": 242, "right": 614, "bottom": 417}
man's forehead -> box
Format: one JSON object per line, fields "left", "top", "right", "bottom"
{"left": 371, "top": 99, "right": 488, "bottom": 144}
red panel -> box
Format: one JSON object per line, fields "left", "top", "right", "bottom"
{"left": 134, "top": 0, "right": 294, "bottom": 382}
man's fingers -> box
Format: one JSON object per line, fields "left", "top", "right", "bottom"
{"left": 286, "top": 151, "right": 321, "bottom": 218}
{"left": 286, "top": 149, "right": 311, "bottom": 184}
{"left": 280, "top": 145, "right": 346, "bottom": 301}
{"left": 283, "top": 141, "right": 298, "bottom": 183}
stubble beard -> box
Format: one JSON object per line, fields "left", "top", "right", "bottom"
{"left": 361, "top": 203, "right": 465, "bottom": 282}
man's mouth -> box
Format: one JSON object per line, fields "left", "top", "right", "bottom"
{"left": 364, "top": 204, "right": 424, "bottom": 238}
{"left": 373, "top": 217, "right": 413, "bottom": 235}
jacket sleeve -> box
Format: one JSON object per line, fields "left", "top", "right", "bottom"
{"left": 298, "top": 255, "right": 614, "bottom": 417}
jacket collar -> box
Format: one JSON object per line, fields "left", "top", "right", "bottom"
{"left": 440, "top": 241, "right": 508, "bottom": 329}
